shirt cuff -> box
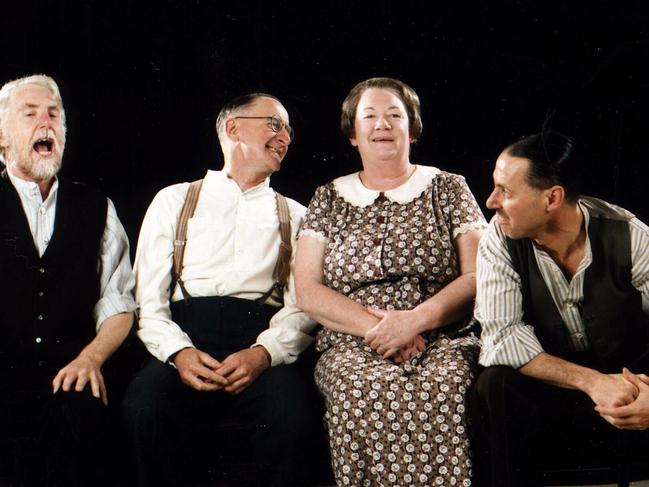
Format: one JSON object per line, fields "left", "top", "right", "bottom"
{"left": 143, "top": 335, "right": 195, "bottom": 364}
{"left": 94, "top": 294, "right": 137, "bottom": 331}
{"left": 478, "top": 324, "right": 544, "bottom": 369}
{"left": 254, "top": 328, "right": 314, "bottom": 366}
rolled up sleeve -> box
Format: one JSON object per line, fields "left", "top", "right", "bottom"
{"left": 94, "top": 199, "right": 137, "bottom": 330}
{"left": 475, "top": 219, "right": 544, "bottom": 368}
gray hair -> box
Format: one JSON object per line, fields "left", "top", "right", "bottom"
{"left": 0, "top": 74, "right": 66, "bottom": 164}
{"left": 215, "top": 93, "right": 281, "bottom": 146}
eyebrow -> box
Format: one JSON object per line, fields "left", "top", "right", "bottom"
{"left": 20, "top": 102, "right": 60, "bottom": 110}
{"left": 361, "top": 105, "right": 403, "bottom": 111}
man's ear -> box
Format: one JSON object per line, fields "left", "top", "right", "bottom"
{"left": 545, "top": 185, "right": 565, "bottom": 211}
{"left": 225, "top": 118, "right": 239, "bottom": 141}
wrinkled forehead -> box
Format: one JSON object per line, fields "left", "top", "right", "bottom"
{"left": 494, "top": 152, "right": 532, "bottom": 184}
{"left": 8, "top": 83, "right": 62, "bottom": 111}
{"left": 243, "top": 96, "right": 289, "bottom": 120}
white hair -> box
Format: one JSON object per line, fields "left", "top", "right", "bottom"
{"left": 0, "top": 74, "right": 66, "bottom": 164}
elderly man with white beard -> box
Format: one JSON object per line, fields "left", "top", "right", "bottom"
{"left": 0, "top": 74, "right": 136, "bottom": 486}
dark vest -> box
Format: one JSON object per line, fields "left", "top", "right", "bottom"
{"left": 0, "top": 171, "right": 107, "bottom": 389}
{"left": 506, "top": 197, "right": 649, "bottom": 372}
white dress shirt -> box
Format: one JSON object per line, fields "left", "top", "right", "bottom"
{"left": 7, "top": 171, "right": 136, "bottom": 329}
{"left": 134, "top": 169, "right": 316, "bottom": 365}
{"left": 476, "top": 198, "right": 649, "bottom": 368}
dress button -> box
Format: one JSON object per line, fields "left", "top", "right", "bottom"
{"left": 38, "top": 291, "right": 44, "bottom": 297}
{"left": 373, "top": 238, "right": 381, "bottom": 246}
{"left": 39, "top": 206, "right": 46, "bottom": 215}
{"left": 38, "top": 360, "right": 46, "bottom": 367}
{"left": 37, "top": 314, "right": 44, "bottom": 321}
{"left": 39, "top": 268, "right": 46, "bottom": 274}
{"left": 376, "top": 216, "right": 385, "bottom": 224}
{"left": 35, "top": 337, "right": 42, "bottom": 344}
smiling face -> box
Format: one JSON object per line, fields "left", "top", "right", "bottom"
{"left": 350, "top": 88, "right": 411, "bottom": 164}
{"left": 0, "top": 83, "right": 66, "bottom": 182}
{"left": 230, "top": 96, "right": 291, "bottom": 176}
{"left": 486, "top": 151, "right": 550, "bottom": 239}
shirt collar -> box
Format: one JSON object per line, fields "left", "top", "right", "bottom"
{"left": 332, "top": 164, "right": 440, "bottom": 207}
{"left": 7, "top": 170, "right": 59, "bottom": 205}
{"left": 204, "top": 169, "right": 271, "bottom": 196}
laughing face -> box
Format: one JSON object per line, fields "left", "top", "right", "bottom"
{"left": 0, "top": 83, "right": 66, "bottom": 182}
{"left": 350, "top": 87, "right": 411, "bottom": 163}
{"left": 231, "top": 96, "right": 291, "bottom": 176}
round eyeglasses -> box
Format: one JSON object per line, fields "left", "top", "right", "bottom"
{"left": 232, "top": 114, "right": 294, "bottom": 141}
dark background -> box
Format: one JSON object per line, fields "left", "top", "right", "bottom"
{"left": 2, "top": 0, "right": 648, "bottom": 247}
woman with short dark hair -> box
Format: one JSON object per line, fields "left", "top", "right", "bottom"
{"left": 296, "top": 77, "right": 486, "bottom": 486}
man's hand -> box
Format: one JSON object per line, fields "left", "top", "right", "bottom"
{"left": 585, "top": 371, "right": 639, "bottom": 410}
{"left": 393, "top": 335, "right": 428, "bottom": 364}
{"left": 364, "top": 308, "right": 422, "bottom": 359}
{"left": 53, "top": 351, "right": 107, "bottom": 405}
{"left": 215, "top": 347, "right": 270, "bottom": 394}
{"left": 173, "top": 348, "right": 229, "bottom": 392}
{"left": 595, "top": 368, "right": 649, "bottom": 430}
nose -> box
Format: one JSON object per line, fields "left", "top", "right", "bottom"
{"left": 276, "top": 126, "right": 291, "bottom": 145}
{"left": 486, "top": 188, "right": 501, "bottom": 209}
{"left": 374, "top": 115, "right": 392, "bottom": 130}
{"left": 37, "top": 112, "right": 55, "bottom": 128}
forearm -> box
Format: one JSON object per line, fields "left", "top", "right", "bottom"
{"left": 297, "top": 280, "right": 378, "bottom": 337}
{"left": 79, "top": 312, "right": 133, "bottom": 365}
{"left": 519, "top": 351, "right": 600, "bottom": 392}
{"left": 411, "top": 272, "right": 476, "bottom": 334}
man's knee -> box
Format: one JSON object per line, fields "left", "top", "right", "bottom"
{"left": 248, "top": 364, "right": 320, "bottom": 430}
{"left": 120, "top": 358, "right": 184, "bottom": 434}
{"left": 44, "top": 389, "right": 107, "bottom": 431}
{"left": 472, "top": 365, "right": 522, "bottom": 406}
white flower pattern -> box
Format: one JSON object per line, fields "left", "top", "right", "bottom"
{"left": 301, "top": 166, "right": 486, "bottom": 486}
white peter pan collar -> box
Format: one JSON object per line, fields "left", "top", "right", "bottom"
{"left": 332, "top": 164, "right": 440, "bottom": 207}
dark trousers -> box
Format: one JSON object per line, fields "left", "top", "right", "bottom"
{"left": 121, "top": 296, "right": 323, "bottom": 487}
{"left": 468, "top": 365, "right": 649, "bottom": 487}
{"left": 0, "top": 387, "right": 115, "bottom": 487}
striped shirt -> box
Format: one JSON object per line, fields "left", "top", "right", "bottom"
{"left": 476, "top": 198, "right": 649, "bottom": 368}
{"left": 7, "top": 171, "right": 136, "bottom": 330}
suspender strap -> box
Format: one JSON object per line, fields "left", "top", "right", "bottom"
{"left": 171, "top": 180, "right": 292, "bottom": 306}
{"left": 256, "top": 191, "right": 292, "bottom": 305}
{"left": 171, "top": 179, "right": 203, "bottom": 303}
{"left": 273, "top": 191, "right": 292, "bottom": 289}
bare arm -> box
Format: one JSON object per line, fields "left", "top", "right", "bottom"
{"left": 295, "top": 235, "right": 379, "bottom": 338}
{"left": 410, "top": 229, "right": 480, "bottom": 332}
{"left": 52, "top": 311, "right": 133, "bottom": 405}
{"left": 520, "top": 352, "right": 638, "bottom": 411}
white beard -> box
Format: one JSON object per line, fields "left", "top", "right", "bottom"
{"left": 4, "top": 133, "right": 63, "bottom": 181}
{"left": 26, "top": 157, "right": 62, "bottom": 180}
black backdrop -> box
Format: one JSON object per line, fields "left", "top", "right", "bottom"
{"left": 2, "top": 0, "right": 648, "bottom": 248}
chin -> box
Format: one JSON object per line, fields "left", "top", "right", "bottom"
{"left": 30, "top": 158, "right": 62, "bottom": 180}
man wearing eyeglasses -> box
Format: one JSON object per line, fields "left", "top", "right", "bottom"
{"left": 122, "top": 94, "right": 321, "bottom": 486}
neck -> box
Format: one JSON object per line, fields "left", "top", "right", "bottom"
{"left": 359, "top": 159, "right": 414, "bottom": 191}
{"left": 533, "top": 202, "right": 585, "bottom": 261}
{"left": 7, "top": 165, "right": 55, "bottom": 200}
{"left": 222, "top": 159, "right": 270, "bottom": 192}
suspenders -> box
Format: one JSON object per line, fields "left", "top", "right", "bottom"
{"left": 170, "top": 179, "right": 292, "bottom": 305}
